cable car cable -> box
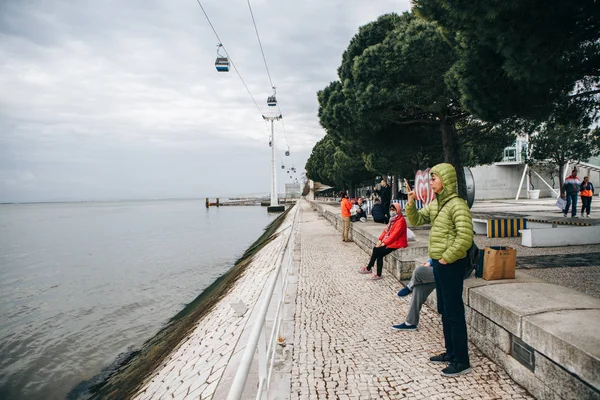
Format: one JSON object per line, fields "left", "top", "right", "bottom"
{"left": 246, "top": 0, "right": 273, "bottom": 89}
{"left": 193, "top": 0, "right": 270, "bottom": 134}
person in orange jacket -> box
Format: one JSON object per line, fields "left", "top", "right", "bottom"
{"left": 580, "top": 176, "right": 594, "bottom": 217}
{"left": 358, "top": 203, "right": 408, "bottom": 279}
{"left": 340, "top": 191, "right": 353, "bottom": 242}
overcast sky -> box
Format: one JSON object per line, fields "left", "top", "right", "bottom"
{"left": 0, "top": 0, "right": 410, "bottom": 202}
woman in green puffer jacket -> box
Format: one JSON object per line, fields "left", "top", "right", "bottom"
{"left": 405, "top": 163, "right": 473, "bottom": 377}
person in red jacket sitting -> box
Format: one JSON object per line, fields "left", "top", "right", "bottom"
{"left": 358, "top": 203, "right": 408, "bottom": 280}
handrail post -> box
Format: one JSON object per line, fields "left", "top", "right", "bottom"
{"left": 257, "top": 325, "right": 267, "bottom": 392}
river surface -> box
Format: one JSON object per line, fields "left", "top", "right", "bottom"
{"left": 0, "top": 200, "right": 277, "bottom": 400}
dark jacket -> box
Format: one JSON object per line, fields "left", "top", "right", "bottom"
{"left": 563, "top": 174, "right": 581, "bottom": 195}
{"left": 371, "top": 202, "right": 386, "bottom": 223}
{"left": 380, "top": 185, "right": 391, "bottom": 204}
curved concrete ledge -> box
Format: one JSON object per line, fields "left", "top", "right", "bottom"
{"left": 522, "top": 309, "right": 600, "bottom": 390}
{"left": 310, "top": 201, "right": 429, "bottom": 280}
{"left": 310, "top": 200, "right": 600, "bottom": 399}
{"left": 458, "top": 279, "right": 600, "bottom": 399}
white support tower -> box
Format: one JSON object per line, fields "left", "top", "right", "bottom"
{"left": 263, "top": 114, "right": 284, "bottom": 212}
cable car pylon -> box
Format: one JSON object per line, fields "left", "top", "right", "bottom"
{"left": 263, "top": 113, "right": 284, "bottom": 212}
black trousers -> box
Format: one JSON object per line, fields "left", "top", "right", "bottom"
{"left": 581, "top": 196, "right": 592, "bottom": 215}
{"left": 382, "top": 201, "right": 390, "bottom": 223}
{"left": 432, "top": 257, "right": 470, "bottom": 365}
{"left": 367, "top": 246, "right": 395, "bottom": 276}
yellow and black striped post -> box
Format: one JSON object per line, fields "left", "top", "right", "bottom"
{"left": 487, "top": 218, "right": 527, "bottom": 238}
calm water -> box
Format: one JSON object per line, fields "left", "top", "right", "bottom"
{"left": 0, "top": 200, "right": 277, "bottom": 400}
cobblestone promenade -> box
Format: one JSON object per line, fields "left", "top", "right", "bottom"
{"left": 291, "top": 202, "right": 533, "bottom": 400}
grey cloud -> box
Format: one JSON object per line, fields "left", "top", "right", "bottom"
{"left": 0, "top": 0, "right": 409, "bottom": 202}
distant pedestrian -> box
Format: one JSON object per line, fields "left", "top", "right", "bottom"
{"left": 562, "top": 169, "right": 581, "bottom": 217}
{"left": 380, "top": 179, "right": 391, "bottom": 223}
{"left": 340, "top": 191, "right": 353, "bottom": 242}
{"left": 580, "top": 176, "right": 594, "bottom": 218}
{"left": 372, "top": 185, "right": 380, "bottom": 200}
{"left": 358, "top": 203, "right": 407, "bottom": 280}
{"left": 406, "top": 163, "right": 474, "bottom": 377}
{"left": 351, "top": 197, "right": 368, "bottom": 222}
{"left": 371, "top": 197, "right": 386, "bottom": 223}
{"left": 392, "top": 259, "right": 435, "bottom": 331}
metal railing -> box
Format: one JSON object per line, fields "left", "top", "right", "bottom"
{"left": 227, "top": 204, "right": 300, "bottom": 400}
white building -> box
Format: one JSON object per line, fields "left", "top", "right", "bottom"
{"left": 285, "top": 183, "right": 302, "bottom": 199}
{"left": 471, "top": 137, "right": 600, "bottom": 200}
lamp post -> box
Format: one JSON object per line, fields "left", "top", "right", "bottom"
{"left": 263, "top": 114, "right": 285, "bottom": 212}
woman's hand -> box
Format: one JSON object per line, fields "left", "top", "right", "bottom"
{"left": 439, "top": 259, "right": 448, "bottom": 265}
{"left": 407, "top": 190, "right": 416, "bottom": 205}
{"left": 376, "top": 241, "right": 384, "bottom": 247}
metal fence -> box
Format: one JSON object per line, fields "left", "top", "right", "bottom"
{"left": 226, "top": 204, "right": 300, "bottom": 400}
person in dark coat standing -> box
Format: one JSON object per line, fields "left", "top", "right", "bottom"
{"left": 562, "top": 169, "right": 581, "bottom": 218}
{"left": 380, "top": 178, "right": 391, "bottom": 223}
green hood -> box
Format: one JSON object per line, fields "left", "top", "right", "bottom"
{"left": 430, "top": 163, "right": 457, "bottom": 206}
{"left": 406, "top": 162, "right": 473, "bottom": 263}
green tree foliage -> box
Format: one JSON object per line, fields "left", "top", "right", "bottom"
{"left": 305, "top": 134, "right": 374, "bottom": 193}
{"left": 305, "top": 135, "right": 336, "bottom": 185}
{"left": 413, "top": 0, "right": 600, "bottom": 123}
{"left": 318, "top": 12, "right": 516, "bottom": 199}
{"left": 531, "top": 124, "right": 600, "bottom": 190}
{"left": 363, "top": 125, "right": 445, "bottom": 177}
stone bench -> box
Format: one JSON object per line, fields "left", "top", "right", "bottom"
{"left": 310, "top": 201, "right": 429, "bottom": 280}
{"left": 426, "top": 275, "right": 600, "bottom": 399}
{"left": 310, "top": 201, "right": 600, "bottom": 399}
{"left": 520, "top": 224, "right": 600, "bottom": 247}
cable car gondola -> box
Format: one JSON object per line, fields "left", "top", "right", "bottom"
{"left": 215, "top": 44, "right": 229, "bottom": 72}
{"left": 285, "top": 147, "right": 290, "bottom": 157}
{"left": 267, "top": 87, "right": 277, "bottom": 107}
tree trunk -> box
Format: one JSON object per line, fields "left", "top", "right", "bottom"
{"left": 558, "top": 163, "right": 565, "bottom": 194}
{"left": 440, "top": 119, "right": 468, "bottom": 200}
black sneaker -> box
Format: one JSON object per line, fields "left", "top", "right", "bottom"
{"left": 429, "top": 353, "right": 452, "bottom": 364}
{"left": 441, "top": 362, "right": 472, "bottom": 376}
{"left": 391, "top": 322, "right": 417, "bottom": 331}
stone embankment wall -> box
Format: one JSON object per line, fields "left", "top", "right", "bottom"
{"left": 310, "top": 201, "right": 600, "bottom": 400}
{"left": 89, "top": 207, "right": 298, "bottom": 400}
{"left": 311, "top": 202, "right": 428, "bottom": 280}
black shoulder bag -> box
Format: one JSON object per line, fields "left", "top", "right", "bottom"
{"left": 435, "top": 197, "right": 481, "bottom": 279}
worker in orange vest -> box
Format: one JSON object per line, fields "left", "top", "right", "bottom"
{"left": 580, "top": 176, "right": 594, "bottom": 218}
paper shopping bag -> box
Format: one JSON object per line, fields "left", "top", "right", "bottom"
{"left": 555, "top": 197, "right": 566, "bottom": 211}
{"left": 482, "top": 246, "right": 516, "bottom": 280}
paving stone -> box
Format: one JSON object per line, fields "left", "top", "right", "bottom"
{"left": 290, "top": 201, "right": 533, "bottom": 400}
{"left": 131, "top": 212, "right": 297, "bottom": 399}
